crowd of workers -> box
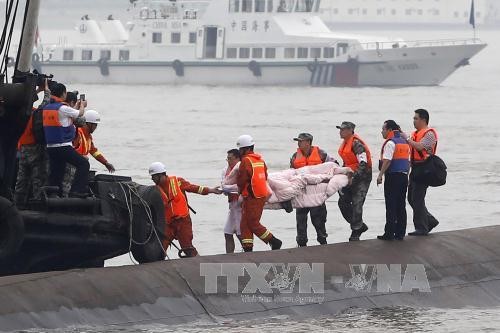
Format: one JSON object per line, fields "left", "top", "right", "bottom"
{"left": 148, "top": 108, "right": 440, "bottom": 257}
{"left": 13, "top": 84, "right": 439, "bottom": 258}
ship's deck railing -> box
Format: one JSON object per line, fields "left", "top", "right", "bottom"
{"left": 350, "top": 38, "right": 483, "bottom": 51}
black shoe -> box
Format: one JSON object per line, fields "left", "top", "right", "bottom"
{"left": 280, "top": 200, "right": 293, "bottom": 213}
{"left": 297, "top": 243, "right": 307, "bottom": 247}
{"left": 269, "top": 236, "right": 282, "bottom": 250}
{"left": 349, "top": 223, "right": 368, "bottom": 241}
{"left": 377, "top": 234, "right": 394, "bottom": 241}
{"left": 395, "top": 236, "right": 405, "bottom": 241}
{"left": 429, "top": 220, "right": 439, "bottom": 232}
{"left": 318, "top": 238, "right": 327, "bottom": 245}
{"left": 408, "top": 230, "right": 429, "bottom": 236}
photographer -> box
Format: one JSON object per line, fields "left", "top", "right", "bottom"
{"left": 43, "top": 83, "right": 89, "bottom": 197}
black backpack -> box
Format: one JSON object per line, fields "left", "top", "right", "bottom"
{"left": 31, "top": 106, "right": 46, "bottom": 145}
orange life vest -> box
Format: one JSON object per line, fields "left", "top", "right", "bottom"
{"left": 338, "top": 134, "right": 372, "bottom": 172}
{"left": 74, "top": 127, "right": 92, "bottom": 156}
{"left": 292, "top": 146, "right": 322, "bottom": 169}
{"left": 158, "top": 176, "right": 189, "bottom": 221}
{"left": 411, "top": 128, "right": 438, "bottom": 163}
{"left": 242, "top": 153, "right": 269, "bottom": 199}
{"left": 18, "top": 114, "right": 36, "bottom": 148}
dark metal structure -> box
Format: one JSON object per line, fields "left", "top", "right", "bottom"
{"left": 0, "top": 0, "right": 166, "bottom": 276}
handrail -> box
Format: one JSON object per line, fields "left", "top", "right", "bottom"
{"left": 350, "top": 38, "right": 484, "bottom": 52}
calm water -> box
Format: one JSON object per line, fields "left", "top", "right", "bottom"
{"left": 12, "top": 29, "right": 500, "bottom": 332}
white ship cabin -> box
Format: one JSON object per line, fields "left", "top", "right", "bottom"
{"left": 45, "top": 0, "right": 372, "bottom": 64}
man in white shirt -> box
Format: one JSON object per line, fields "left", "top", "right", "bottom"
{"left": 376, "top": 120, "right": 410, "bottom": 241}
{"left": 43, "top": 83, "right": 88, "bottom": 196}
{"left": 220, "top": 149, "right": 242, "bottom": 253}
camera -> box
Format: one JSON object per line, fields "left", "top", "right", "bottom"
{"left": 33, "top": 69, "right": 57, "bottom": 90}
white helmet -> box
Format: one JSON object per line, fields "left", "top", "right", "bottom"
{"left": 236, "top": 134, "right": 255, "bottom": 148}
{"left": 84, "top": 110, "right": 101, "bottom": 124}
{"left": 148, "top": 162, "right": 167, "bottom": 175}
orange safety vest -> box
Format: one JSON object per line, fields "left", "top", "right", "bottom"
{"left": 74, "top": 127, "right": 92, "bottom": 156}
{"left": 338, "top": 134, "right": 372, "bottom": 172}
{"left": 411, "top": 128, "right": 438, "bottom": 163}
{"left": 18, "top": 114, "right": 36, "bottom": 148}
{"left": 242, "top": 153, "right": 269, "bottom": 199}
{"left": 158, "top": 176, "right": 189, "bottom": 221}
{"left": 292, "top": 146, "right": 322, "bottom": 169}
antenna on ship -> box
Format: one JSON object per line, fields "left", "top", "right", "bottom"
{"left": 469, "top": 0, "right": 477, "bottom": 40}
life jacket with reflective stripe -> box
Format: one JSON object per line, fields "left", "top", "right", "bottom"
{"left": 42, "top": 97, "right": 75, "bottom": 145}
{"left": 74, "top": 127, "right": 91, "bottom": 156}
{"left": 411, "top": 128, "right": 438, "bottom": 163}
{"left": 338, "top": 134, "right": 372, "bottom": 172}
{"left": 292, "top": 146, "right": 322, "bottom": 169}
{"left": 158, "top": 176, "right": 189, "bottom": 221}
{"left": 379, "top": 131, "right": 410, "bottom": 173}
{"left": 242, "top": 153, "right": 269, "bottom": 199}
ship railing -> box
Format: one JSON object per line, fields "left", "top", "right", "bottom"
{"left": 350, "top": 38, "right": 483, "bottom": 51}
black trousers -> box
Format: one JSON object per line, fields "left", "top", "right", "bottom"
{"left": 383, "top": 172, "right": 408, "bottom": 238}
{"left": 296, "top": 203, "right": 327, "bottom": 246}
{"left": 47, "top": 146, "right": 89, "bottom": 195}
{"left": 408, "top": 168, "right": 439, "bottom": 233}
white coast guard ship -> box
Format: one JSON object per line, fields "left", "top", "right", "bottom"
{"left": 36, "top": 0, "right": 486, "bottom": 86}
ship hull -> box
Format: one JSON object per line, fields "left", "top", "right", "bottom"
{"left": 37, "top": 43, "right": 486, "bottom": 86}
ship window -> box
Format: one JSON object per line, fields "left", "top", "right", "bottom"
{"left": 314, "top": 0, "right": 321, "bottom": 12}
{"left": 63, "top": 50, "right": 74, "bottom": 61}
{"left": 82, "top": 50, "right": 92, "bottom": 61}
{"left": 242, "top": 0, "right": 252, "bottom": 12}
{"left": 189, "top": 32, "right": 197, "bottom": 43}
{"left": 152, "top": 32, "right": 162, "bottom": 43}
{"left": 295, "top": 0, "right": 314, "bottom": 12}
{"left": 337, "top": 43, "right": 348, "bottom": 56}
{"left": 227, "top": 48, "right": 237, "bottom": 58}
{"left": 391, "top": 9, "right": 397, "bottom": 15}
{"left": 171, "top": 32, "right": 181, "bottom": 44}
{"left": 252, "top": 48, "right": 263, "bottom": 58}
{"left": 297, "top": 47, "right": 308, "bottom": 58}
{"left": 311, "top": 47, "right": 321, "bottom": 58}
{"left": 239, "top": 47, "right": 250, "bottom": 58}
{"left": 277, "top": 0, "right": 294, "bottom": 12}
{"left": 100, "top": 50, "right": 111, "bottom": 60}
{"left": 284, "top": 47, "right": 295, "bottom": 58}
{"left": 119, "top": 50, "right": 130, "bottom": 61}
{"left": 324, "top": 47, "right": 335, "bottom": 58}
{"left": 255, "top": 0, "right": 265, "bottom": 12}
{"left": 229, "top": 0, "right": 240, "bottom": 12}
{"left": 265, "top": 47, "right": 276, "bottom": 58}
{"left": 267, "top": 0, "right": 273, "bottom": 12}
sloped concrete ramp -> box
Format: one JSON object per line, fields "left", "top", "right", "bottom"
{"left": 1, "top": 226, "right": 500, "bottom": 331}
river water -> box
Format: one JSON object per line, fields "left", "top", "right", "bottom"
{"left": 9, "top": 28, "right": 500, "bottom": 332}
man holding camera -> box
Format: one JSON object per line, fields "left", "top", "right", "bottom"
{"left": 43, "top": 83, "right": 88, "bottom": 197}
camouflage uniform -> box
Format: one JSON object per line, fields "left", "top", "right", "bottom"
{"left": 14, "top": 144, "right": 48, "bottom": 204}
{"left": 338, "top": 139, "right": 372, "bottom": 231}
{"left": 61, "top": 164, "right": 77, "bottom": 197}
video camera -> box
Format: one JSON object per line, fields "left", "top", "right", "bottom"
{"left": 32, "top": 69, "right": 58, "bottom": 91}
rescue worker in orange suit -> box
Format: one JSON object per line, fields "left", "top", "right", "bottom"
{"left": 290, "top": 132, "right": 335, "bottom": 247}
{"left": 61, "top": 109, "right": 115, "bottom": 196}
{"left": 236, "top": 134, "right": 282, "bottom": 252}
{"left": 149, "top": 162, "right": 222, "bottom": 257}
{"left": 401, "top": 109, "right": 440, "bottom": 236}
{"left": 337, "top": 121, "right": 372, "bottom": 241}
{"left": 376, "top": 120, "right": 410, "bottom": 241}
